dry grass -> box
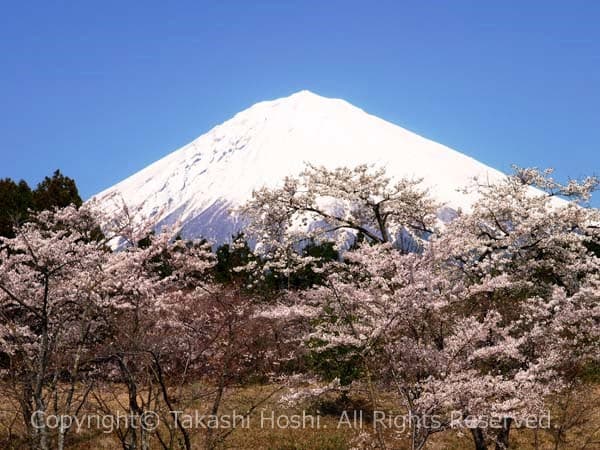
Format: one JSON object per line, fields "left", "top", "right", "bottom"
{"left": 1, "top": 382, "right": 599, "bottom": 449}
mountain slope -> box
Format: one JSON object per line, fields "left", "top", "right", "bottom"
{"left": 93, "top": 90, "right": 506, "bottom": 242}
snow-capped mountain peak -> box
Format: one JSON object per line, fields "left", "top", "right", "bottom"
{"left": 93, "top": 90, "right": 505, "bottom": 242}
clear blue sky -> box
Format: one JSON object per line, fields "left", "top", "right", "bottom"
{"left": 1, "top": 1, "right": 599, "bottom": 204}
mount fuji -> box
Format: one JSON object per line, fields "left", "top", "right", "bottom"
{"left": 92, "top": 90, "right": 506, "bottom": 243}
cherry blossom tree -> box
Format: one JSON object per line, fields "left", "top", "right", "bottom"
{"left": 259, "top": 242, "right": 459, "bottom": 450}
{"left": 238, "top": 164, "right": 438, "bottom": 286}
{"left": 93, "top": 220, "right": 216, "bottom": 450}
{"left": 95, "top": 216, "right": 280, "bottom": 450}
{"left": 0, "top": 205, "right": 111, "bottom": 450}
{"left": 428, "top": 167, "right": 600, "bottom": 450}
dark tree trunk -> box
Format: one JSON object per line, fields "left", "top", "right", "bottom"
{"left": 495, "top": 418, "right": 512, "bottom": 450}
{"left": 471, "top": 427, "right": 488, "bottom": 450}
{"left": 116, "top": 357, "right": 143, "bottom": 450}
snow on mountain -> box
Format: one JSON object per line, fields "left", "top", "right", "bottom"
{"left": 92, "top": 90, "right": 506, "bottom": 243}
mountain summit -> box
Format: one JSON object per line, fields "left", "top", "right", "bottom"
{"left": 93, "top": 90, "right": 505, "bottom": 242}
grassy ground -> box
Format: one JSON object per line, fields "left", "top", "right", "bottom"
{"left": 1, "top": 382, "right": 599, "bottom": 449}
